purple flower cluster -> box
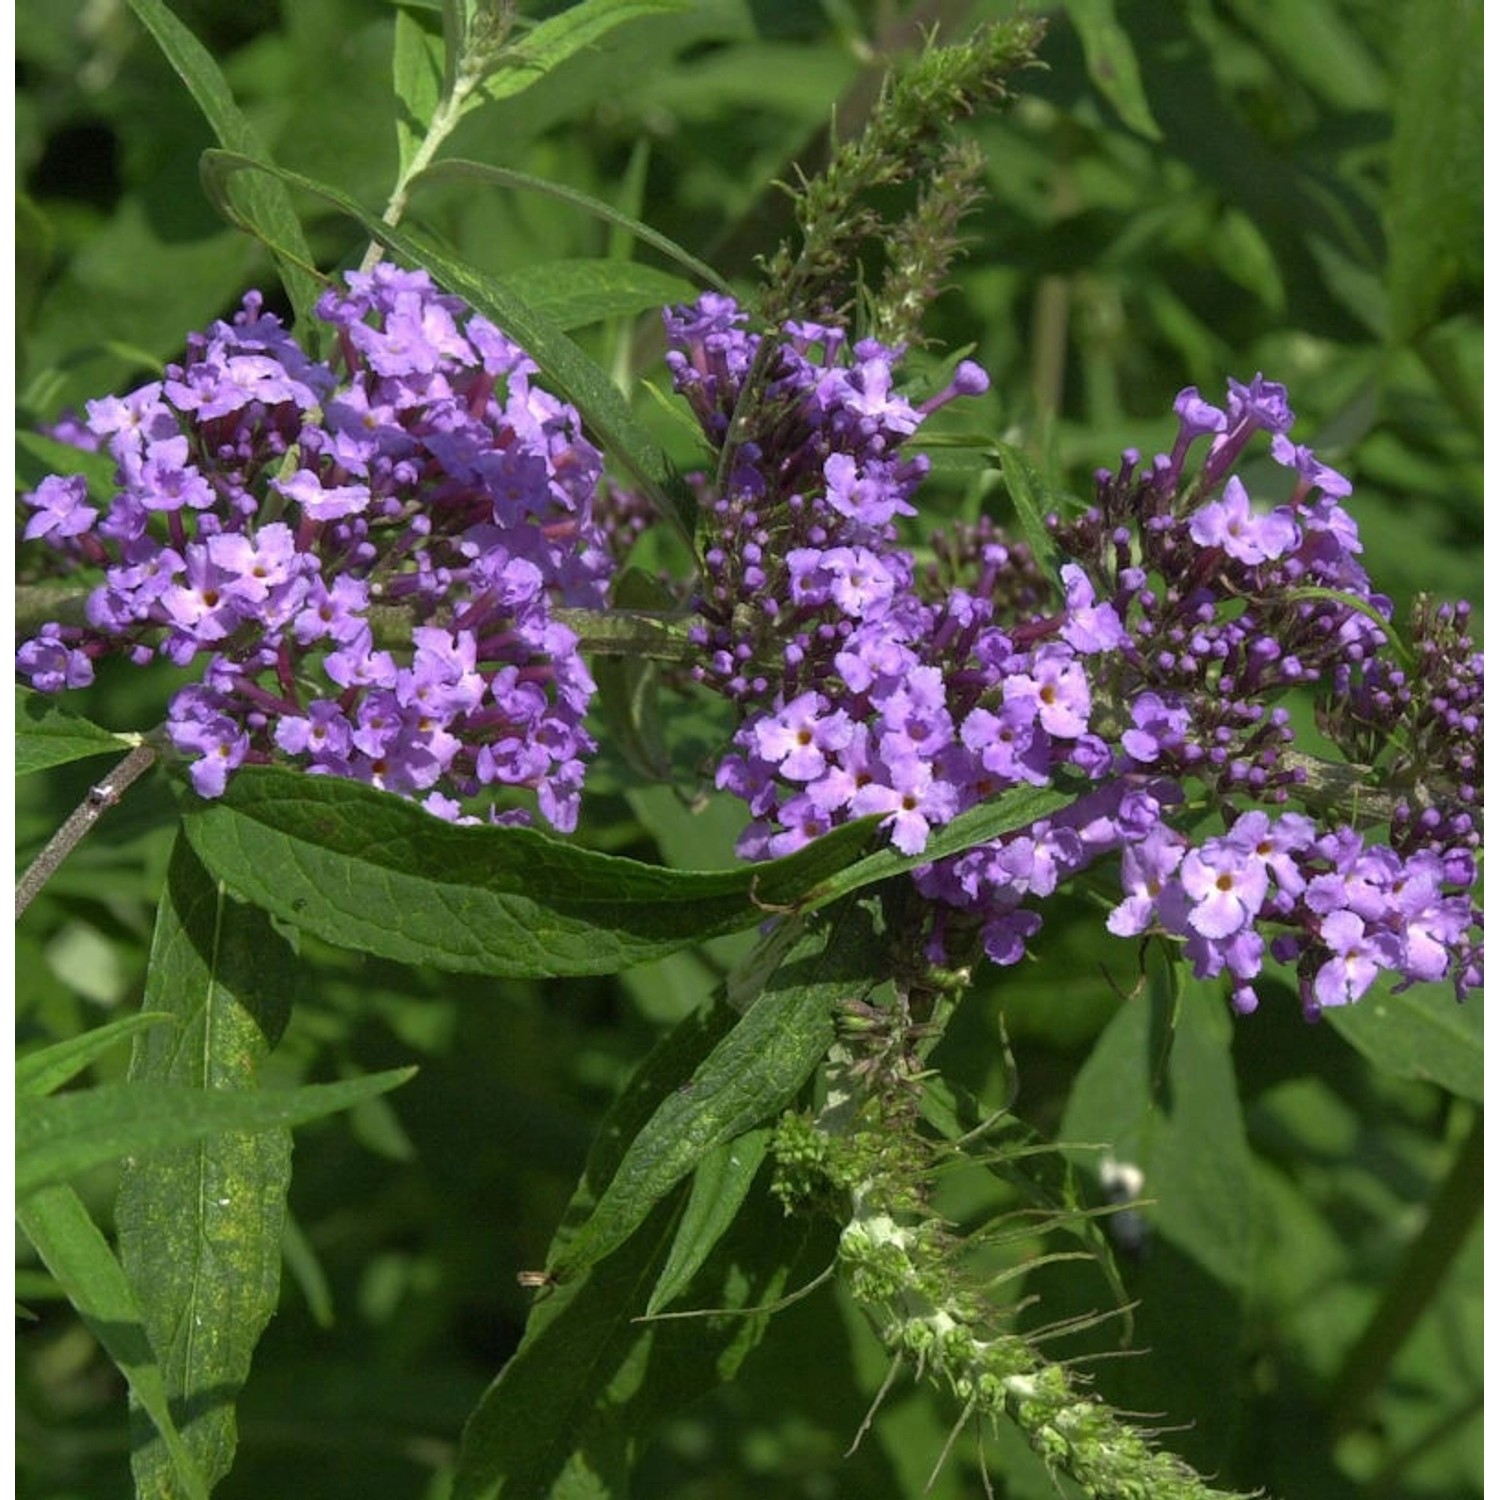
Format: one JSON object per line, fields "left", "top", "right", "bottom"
{"left": 17, "top": 266, "right": 613, "bottom": 830}
{"left": 665, "top": 292, "right": 1482, "bottom": 1015}
{"left": 666, "top": 296, "right": 1119, "bottom": 869}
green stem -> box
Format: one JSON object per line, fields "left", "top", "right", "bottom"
{"left": 361, "top": 71, "right": 481, "bottom": 274}
{"left": 1327, "top": 1106, "right": 1483, "bottom": 1435}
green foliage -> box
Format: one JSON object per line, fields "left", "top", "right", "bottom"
{"left": 15, "top": 3, "right": 1481, "bottom": 1499}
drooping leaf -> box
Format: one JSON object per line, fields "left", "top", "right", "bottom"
{"left": 452, "top": 925, "right": 819, "bottom": 1499}
{"left": 179, "top": 765, "right": 879, "bottom": 977}
{"left": 115, "top": 835, "right": 296, "bottom": 1495}
{"left": 410, "top": 158, "right": 730, "bottom": 293}
{"left": 452, "top": 1175, "right": 805, "bottom": 1500}
{"left": 646, "top": 1126, "right": 770, "bottom": 1315}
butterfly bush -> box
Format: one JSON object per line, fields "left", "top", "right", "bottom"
{"left": 665, "top": 294, "right": 1482, "bottom": 1018}
{"left": 17, "top": 265, "right": 613, "bottom": 831}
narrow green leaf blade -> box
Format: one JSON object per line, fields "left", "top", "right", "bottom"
{"left": 801, "top": 781, "right": 1076, "bottom": 912}
{"left": 17, "top": 1071, "right": 415, "bottom": 1199}
{"left": 467, "top": 0, "right": 690, "bottom": 109}
{"left": 15, "top": 688, "right": 132, "bottom": 776}
{"left": 552, "top": 902, "right": 876, "bottom": 1280}
{"left": 411, "top": 159, "right": 730, "bottom": 294}
{"left": 17, "top": 1185, "right": 212, "bottom": 1500}
{"left": 114, "top": 834, "right": 296, "bottom": 1494}
{"left": 1063, "top": 0, "right": 1163, "bottom": 141}
{"left": 454, "top": 1097, "right": 803, "bottom": 1500}
{"left": 991, "top": 441, "right": 1067, "bottom": 578}
{"left": 393, "top": 5, "right": 445, "bottom": 180}
{"left": 123, "top": 0, "right": 323, "bottom": 327}
{"left": 645, "top": 1127, "right": 770, "bottom": 1315}
{"left": 16, "top": 1012, "right": 174, "bottom": 1099}
{"left": 494, "top": 258, "right": 696, "bottom": 330}
{"left": 180, "top": 765, "right": 877, "bottom": 977}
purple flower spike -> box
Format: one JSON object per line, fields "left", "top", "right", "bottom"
{"left": 17, "top": 266, "right": 616, "bottom": 831}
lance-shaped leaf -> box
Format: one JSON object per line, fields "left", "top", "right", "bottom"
{"left": 461, "top": 0, "right": 690, "bottom": 111}
{"left": 17, "top": 1071, "right": 413, "bottom": 1200}
{"left": 114, "top": 834, "right": 292, "bottom": 1495}
{"left": 550, "top": 900, "right": 880, "bottom": 1281}
{"left": 16, "top": 1012, "right": 174, "bottom": 1099}
{"left": 453, "top": 930, "right": 820, "bottom": 1500}
{"left": 179, "top": 766, "right": 879, "bottom": 977}
{"left": 410, "top": 159, "right": 729, "bottom": 295}
{"left": 645, "top": 1126, "right": 771, "bottom": 1315}
{"left": 453, "top": 1174, "right": 806, "bottom": 1500}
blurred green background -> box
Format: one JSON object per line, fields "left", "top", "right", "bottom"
{"left": 16, "top": 2, "right": 1481, "bottom": 1497}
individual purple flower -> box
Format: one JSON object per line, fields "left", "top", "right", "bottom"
{"left": 750, "top": 692, "right": 855, "bottom": 782}
{"left": 1312, "top": 910, "right": 1402, "bottom": 1009}
{"left": 1179, "top": 840, "right": 1270, "bottom": 939}
{"left": 1189, "top": 476, "right": 1299, "bottom": 565}
{"left": 1002, "top": 646, "right": 1092, "bottom": 740}
{"left": 23, "top": 475, "right": 97, "bottom": 543}
{"left": 1107, "top": 829, "right": 1188, "bottom": 937}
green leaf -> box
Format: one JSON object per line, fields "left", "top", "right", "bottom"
{"left": 645, "top": 1127, "right": 770, "bottom": 1315}
{"left": 16, "top": 1012, "right": 174, "bottom": 1099}
{"left": 990, "top": 441, "right": 1067, "bottom": 579}
{"left": 799, "top": 780, "right": 1076, "bottom": 910}
{"left": 467, "top": 0, "right": 691, "bottom": 112}
{"left": 179, "top": 765, "right": 878, "bottom": 977}
{"left": 15, "top": 429, "right": 120, "bottom": 501}
{"left": 452, "top": 985, "right": 809, "bottom": 1500}
{"left": 454, "top": 1178, "right": 803, "bottom": 1500}
{"left": 1385, "top": 0, "right": 1481, "bottom": 344}
{"left": 1063, "top": 0, "right": 1163, "bottom": 141}
{"left": 1323, "top": 981, "right": 1482, "bottom": 1102}
{"left": 15, "top": 688, "right": 133, "bottom": 776}
{"left": 17, "top": 1185, "right": 213, "bottom": 1500}
{"left": 198, "top": 148, "right": 699, "bottom": 545}
{"left": 123, "top": 0, "right": 323, "bottom": 329}
{"left": 495, "top": 258, "right": 696, "bottom": 331}
{"left": 392, "top": 4, "right": 446, "bottom": 181}
{"left": 16, "top": 1070, "right": 415, "bottom": 1200}
{"left": 552, "top": 902, "right": 875, "bottom": 1281}
{"left": 115, "top": 834, "right": 297, "bottom": 1495}
{"left": 410, "top": 158, "right": 730, "bottom": 294}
